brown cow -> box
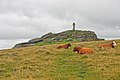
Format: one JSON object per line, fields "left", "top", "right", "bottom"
{"left": 57, "top": 43, "right": 71, "bottom": 49}
{"left": 73, "top": 46, "right": 93, "bottom": 54}
{"left": 99, "top": 41, "right": 116, "bottom": 48}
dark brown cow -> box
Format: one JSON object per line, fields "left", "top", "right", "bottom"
{"left": 57, "top": 43, "right": 71, "bottom": 49}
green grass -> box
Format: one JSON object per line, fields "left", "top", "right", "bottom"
{"left": 36, "top": 40, "right": 73, "bottom": 46}
{"left": 0, "top": 40, "right": 120, "bottom": 80}
{"left": 48, "top": 49, "right": 91, "bottom": 80}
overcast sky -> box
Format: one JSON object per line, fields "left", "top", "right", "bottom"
{"left": 0, "top": 0, "right": 120, "bottom": 49}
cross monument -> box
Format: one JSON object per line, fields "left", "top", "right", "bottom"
{"left": 72, "top": 22, "right": 75, "bottom": 31}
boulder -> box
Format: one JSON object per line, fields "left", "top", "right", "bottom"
{"left": 28, "top": 38, "right": 43, "bottom": 44}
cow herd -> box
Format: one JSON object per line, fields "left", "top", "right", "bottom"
{"left": 56, "top": 41, "right": 117, "bottom": 55}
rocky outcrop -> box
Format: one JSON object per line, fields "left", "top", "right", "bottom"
{"left": 13, "top": 42, "right": 34, "bottom": 48}
{"left": 13, "top": 30, "right": 104, "bottom": 48}
{"left": 28, "top": 38, "right": 43, "bottom": 44}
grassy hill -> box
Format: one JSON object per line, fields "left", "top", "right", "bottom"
{"left": 0, "top": 40, "right": 120, "bottom": 80}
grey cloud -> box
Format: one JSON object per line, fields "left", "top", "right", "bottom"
{"left": 0, "top": 0, "right": 120, "bottom": 40}
{"left": 0, "top": 39, "right": 29, "bottom": 49}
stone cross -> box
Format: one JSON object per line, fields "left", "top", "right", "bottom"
{"left": 72, "top": 22, "right": 75, "bottom": 31}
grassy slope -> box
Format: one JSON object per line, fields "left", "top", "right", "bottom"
{"left": 0, "top": 40, "right": 120, "bottom": 80}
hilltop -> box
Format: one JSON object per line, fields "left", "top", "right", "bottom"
{"left": 0, "top": 40, "right": 120, "bottom": 80}
{"left": 14, "top": 30, "right": 104, "bottom": 48}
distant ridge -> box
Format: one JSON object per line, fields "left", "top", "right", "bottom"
{"left": 13, "top": 30, "right": 104, "bottom": 48}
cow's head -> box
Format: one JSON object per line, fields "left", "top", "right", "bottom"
{"left": 73, "top": 46, "right": 81, "bottom": 52}
{"left": 67, "top": 43, "right": 71, "bottom": 47}
{"left": 112, "top": 41, "right": 117, "bottom": 48}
